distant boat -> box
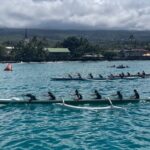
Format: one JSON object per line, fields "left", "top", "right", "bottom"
{"left": 4, "top": 64, "right": 13, "bottom": 71}
{"left": 116, "top": 65, "right": 129, "bottom": 69}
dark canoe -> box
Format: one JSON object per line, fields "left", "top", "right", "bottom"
{"left": 51, "top": 74, "right": 150, "bottom": 81}
{"left": 51, "top": 78, "right": 88, "bottom": 81}
{"left": 116, "top": 66, "right": 128, "bottom": 69}
{"left": 51, "top": 77, "right": 139, "bottom": 81}
{"left": 0, "top": 99, "right": 150, "bottom": 105}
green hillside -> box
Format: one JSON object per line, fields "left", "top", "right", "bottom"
{"left": 0, "top": 28, "right": 150, "bottom": 43}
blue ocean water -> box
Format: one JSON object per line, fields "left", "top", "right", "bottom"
{"left": 0, "top": 61, "right": 150, "bottom": 150}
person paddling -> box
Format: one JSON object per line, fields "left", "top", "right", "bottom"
{"left": 48, "top": 91, "right": 56, "bottom": 100}
{"left": 77, "top": 73, "right": 82, "bottom": 79}
{"left": 141, "top": 71, "right": 146, "bottom": 78}
{"left": 68, "top": 74, "right": 72, "bottom": 79}
{"left": 25, "top": 94, "right": 37, "bottom": 102}
{"left": 119, "top": 74, "right": 123, "bottom": 79}
{"left": 142, "top": 71, "right": 146, "bottom": 76}
{"left": 116, "top": 91, "right": 123, "bottom": 100}
{"left": 119, "top": 72, "right": 125, "bottom": 78}
{"left": 88, "top": 73, "right": 94, "bottom": 79}
{"left": 93, "top": 90, "right": 102, "bottom": 99}
{"left": 109, "top": 74, "right": 114, "bottom": 79}
{"left": 137, "top": 72, "right": 141, "bottom": 77}
{"left": 74, "top": 89, "right": 83, "bottom": 100}
{"left": 131, "top": 89, "right": 140, "bottom": 99}
{"left": 137, "top": 72, "right": 144, "bottom": 78}
{"left": 121, "top": 72, "right": 125, "bottom": 77}
{"left": 127, "top": 72, "right": 131, "bottom": 77}
{"left": 99, "top": 74, "right": 103, "bottom": 79}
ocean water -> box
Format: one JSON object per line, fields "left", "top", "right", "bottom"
{"left": 0, "top": 61, "right": 150, "bottom": 150}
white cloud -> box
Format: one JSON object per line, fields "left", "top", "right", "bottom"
{"left": 0, "top": 0, "right": 150, "bottom": 30}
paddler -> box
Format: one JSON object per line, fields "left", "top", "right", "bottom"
{"left": 74, "top": 89, "right": 83, "bottom": 100}
{"left": 77, "top": 73, "right": 82, "bottom": 79}
{"left": 119, "top": 74, "right": 123, "bottom": 78}
{"left": 119, "top": 72, "right": 125, "bottom": 78}
{"left": 25, "top": 94, "right": 37, "bottom": 102}
{"left": 109, "top": 74, "right": 114, "bottom": 79}
{"left": 117, "top": 91, "right": 123, "bottom": 100}
{"left": 137, "top": 72, "right": 141, "bottom": 77}
{"left": 131, "top": 89, "right": 140, "bottom": 99}
{"left": 99, "top": 74, "right": 103, "bottom": 79}
{"left": 68, "top": 74, "right": 73, "bottom": 79}
{"left": 93, "top": 90, "right": 102, "bottom": 99}
{"left": 142, "top": 71, "right": 146, "bottom": 76}
{"left": 121, "top": 72, "right": 125, "bottom": 77}
{"left": 127, "top": 72, "right": 131, "bottom": 76}
{"left": 88, "top": 73, "right": 94, "bottom": 79}
{"left": 141, "top": 71, "right": 146, "bottom": 78}
{"left": 48, "top": 91, "right": 56, "bottom": 100}
{"left": 112, "top": 91, "right": 123, "bottom": 100}
{"left": 137, "top": 72, "right": 144, "bottom": 78}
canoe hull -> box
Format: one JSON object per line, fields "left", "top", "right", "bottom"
{"left": 51, "top": 78, "right": 87, "bottom": 81}
{"left": 51, "top": 76, "right": 147, "bottom": 81}
{"left": 0, "top": 99, "right": 149, "bottom": 105}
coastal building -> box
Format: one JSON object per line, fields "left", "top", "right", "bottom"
{"left": 82, "top": 54, "right": 104, "bottom": 60}
{"left": 5, "top": 46, "right": 14, "bottom": 54}
{"left": 45, "top": 48, "right": 71, "bottom": 60}
{"left": 119, "top": 49, "right": 150, "bottom": 59}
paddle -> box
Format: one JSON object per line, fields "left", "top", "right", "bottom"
{"left": 62, "top": 98, "right": 65, "bottom": 105}
{"left": 107, "top": 97, "right": 126, "bottom": 110}
{"left": 107, "top": 97, "right": 113, "bottom": 108}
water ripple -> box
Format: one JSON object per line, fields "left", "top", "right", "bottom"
{"left": 0, "top": 61, "right": 150, "bottom": 149}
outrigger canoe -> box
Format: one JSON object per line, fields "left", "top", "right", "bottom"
{"left": 0, "top": 98, "right": 150, "bottom": 105}
{"left": 51, "top": 76, "right": 140, "bottom": 81}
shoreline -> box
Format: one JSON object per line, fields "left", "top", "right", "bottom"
{"left": 0, "top": 58, "right": 150, "bottom": 63}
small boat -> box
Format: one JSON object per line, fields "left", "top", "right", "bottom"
{"left": 0, "top": 98, "right": 149, "bottom": 105}
{"left": 116, "top": 65, "right": 129, "bottom": 69}
{"left": 4, "top": 64, "right": 13, "bottom": 71}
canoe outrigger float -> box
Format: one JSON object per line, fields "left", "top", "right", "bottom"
{"left": 57, "top": 99, "right": 125, "bottom": 110}
{"left": 0, "top": 98, "right": 150, "bottom": 105}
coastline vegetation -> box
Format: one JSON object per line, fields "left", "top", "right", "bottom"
{"left": 0, "top": 29, "right": 150, "bottom": 61}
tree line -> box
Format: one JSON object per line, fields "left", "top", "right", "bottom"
{"left": 0, "top": 36, "right": 104, "bottom": 61}
{"left": 0, "top": 34, "right": 150, "bottom": 61}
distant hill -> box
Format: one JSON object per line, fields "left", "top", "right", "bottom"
{"left": 0, "top": 28, "right": 150, "bottom": 46}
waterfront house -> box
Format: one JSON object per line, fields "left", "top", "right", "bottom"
{"left": 45, "top": 48, "right": 71, "bottom": 60}
{"left": 119, "top": 49, "right": 150, "bottom": 59}
{"left": 82, "top": 54, "right": 104, "bottom": 60}
{"left": 5, "top": 46, "right": 14, "bottom": 54}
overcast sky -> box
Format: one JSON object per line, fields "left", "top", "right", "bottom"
{"left": 0, "top": 0, "right": 150, "bottom": 30}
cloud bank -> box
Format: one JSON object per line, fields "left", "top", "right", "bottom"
{"left": 0, "top": 0, "right": 150, "bottom": 30}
